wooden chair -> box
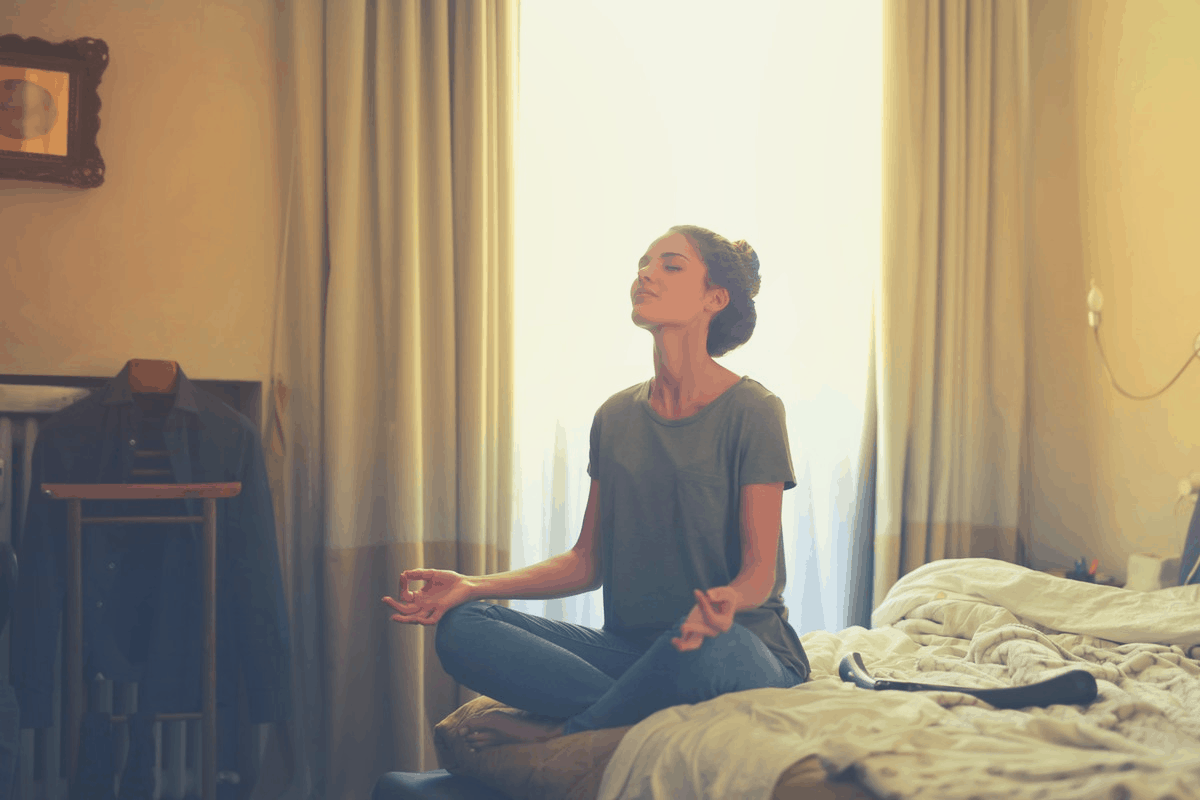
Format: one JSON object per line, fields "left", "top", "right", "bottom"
{"left": 42, "top": 481, "right": 240, "bottom": 800}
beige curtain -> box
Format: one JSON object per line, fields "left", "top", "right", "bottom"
{"left": 865, "top": 0, "right": 1032, "bottom": 608}
{"left": 255, "top": 3, "right": 516, "bottom": 799}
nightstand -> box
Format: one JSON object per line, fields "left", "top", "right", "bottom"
{"left": 1041, "top": 568, "right": 1123, "bottom": 588}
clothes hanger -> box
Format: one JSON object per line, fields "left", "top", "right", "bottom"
{"left": 126, "top": 358, "right": 180, "bottom": 394}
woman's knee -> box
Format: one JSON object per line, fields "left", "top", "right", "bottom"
{"left": 685, "top": 623, "right": 760, "bottom": 664}
{"left": 434, "top": 600, "right": 492, "bottom": 661}
{"left": 674, "top": 624, "right": 775, "bottom": 698}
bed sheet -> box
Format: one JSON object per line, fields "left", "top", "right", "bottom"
{"left": 597, "top": 559, "right": 1200, "bottom": 800}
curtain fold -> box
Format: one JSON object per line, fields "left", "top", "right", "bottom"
{"left": 259, "top": 3, "right": 516, "bottom": 799}
{"left": 846, "top": 299, "right": 878, "bottom": 631}
{"left": 861, "top": 0, "right": 1032, "bottom": 611}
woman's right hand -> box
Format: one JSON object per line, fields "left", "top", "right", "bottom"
{"left": 382, "top": 569, "right": 475, "bottom": 626}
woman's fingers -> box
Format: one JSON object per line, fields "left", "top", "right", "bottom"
{"left": 694, "top": 590, "right": 730, "bottom": 632}
{"left": 710, "top": 590, "right": 734, "bottom": 619}
{"left": 694, "top": 590, "right": 719, "bottom": 628}
{"left": 384, "top": 595, "right": 440, "bottom": 624}
{"left": 697, "top": 589, "right": 734, "bottom": 631}
{"left": 672, "top": 591, "right": 739, "bottom": 651}
{"left": 391, "top": 604, "right": 440, "bottom": 625}
{"left": 382, "top": 596, "right": 423, "bottom": 614}
{"left": 678, "top": 620, "right": 719, "bottom": 640}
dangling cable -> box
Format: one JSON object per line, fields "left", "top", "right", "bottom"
{"left": 1087, "top": 282, "right": 1200, "bottom": 401}
{"left": 1092, "top": 328, "right": 1199, "bottom": 401}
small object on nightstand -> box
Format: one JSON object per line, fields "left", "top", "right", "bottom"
{"left": 1066, "top": 559, "right": 1096, "bottom": 583}
{"left": 1125, "top": 552, "right": 1181, "bottom": 592}
{"left": 1047, "top": 562, "right": 1121, "bottom": 587}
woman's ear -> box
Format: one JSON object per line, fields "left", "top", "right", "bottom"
{"left": 706, "top": 286, "right": 730, "bottom": 315}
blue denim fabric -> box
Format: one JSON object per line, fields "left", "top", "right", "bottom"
{"left": 435, "top": 601, "right": 805, "bottom": 735}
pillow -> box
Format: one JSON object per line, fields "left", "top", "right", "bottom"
{"left": 434, "top": 696, "right": 632, "bottom": 800}
{"left": 434, "top": 698, "right": 876, "bottom": 800}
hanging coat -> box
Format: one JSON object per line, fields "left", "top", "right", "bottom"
{"left": 11, "top": 364, "right": 292, "bottom": 728}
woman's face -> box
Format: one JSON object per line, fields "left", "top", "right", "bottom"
{"left": 630, "top": 232, "right": 727, "bottom": 332}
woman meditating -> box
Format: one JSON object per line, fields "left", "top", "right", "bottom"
{"left": 383, "top": 225, "right": 809, "bottom": 750}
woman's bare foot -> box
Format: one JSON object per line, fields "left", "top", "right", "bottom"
{"left": 462, "top": 710, "right": 565, "bottom": 751}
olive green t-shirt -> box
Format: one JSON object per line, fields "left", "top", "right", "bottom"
{"left": 586, "top": 376, "right": 810, "bottom": 682}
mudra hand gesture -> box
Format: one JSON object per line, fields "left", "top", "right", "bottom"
{"left": 671, "top": 586, "right": 737, "bottom": 652}
{"left": 382, "top": 569, "right": 473, "bottom": 626}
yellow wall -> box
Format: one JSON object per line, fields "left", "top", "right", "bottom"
{"left": 1029, "top": 0, "right": 1200, "bottom": 581}
{"left": 0, "top": 0, "right": 281, "bottom": 384}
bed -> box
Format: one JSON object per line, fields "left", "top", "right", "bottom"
{"left": 427, "top": 558, "right": 1200, "bottom": 799}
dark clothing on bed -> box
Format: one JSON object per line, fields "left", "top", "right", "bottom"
{"left": 586, "top": 376, "right": 810, "bottom": 682}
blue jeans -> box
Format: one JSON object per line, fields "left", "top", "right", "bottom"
{"left": 435, "top": 601, "right": 805, "bottom": 735}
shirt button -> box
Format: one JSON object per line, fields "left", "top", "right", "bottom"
{"left": 108, "top": 562, "right": 116, "bottom": 570}
{"left": 129, "top": 439, "right": 137, "bottom": 447}
{"left": 95, "top": 600, "right": 103, "bottom": 609}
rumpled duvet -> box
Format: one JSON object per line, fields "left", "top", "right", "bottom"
{"left": 597, "top": 558, "right": 1200, "bottom": 800}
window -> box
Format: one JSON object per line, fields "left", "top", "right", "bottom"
{"left": 511, "top": 0, "right": 881, "bottom": 634}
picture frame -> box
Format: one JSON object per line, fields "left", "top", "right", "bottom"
{"left": 0, "top": 34, "right": 108, "bottom": 188}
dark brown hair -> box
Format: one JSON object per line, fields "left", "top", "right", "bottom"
{"left": 667, "top": 224, "right": 762, "bottom": 357}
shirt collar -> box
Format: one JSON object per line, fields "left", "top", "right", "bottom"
{"left": 99, "top": 362, "right": 201, "bottom": 414}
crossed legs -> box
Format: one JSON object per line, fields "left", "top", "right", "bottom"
{"left": 434, "top": 601, "right": 802, "bottom": 746}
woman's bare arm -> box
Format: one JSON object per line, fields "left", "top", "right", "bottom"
{"left": 467, "top": 479, "right": 603, "bottom": 601}
{"left": 726, "top": 482, "right": 784, "bottom": 611}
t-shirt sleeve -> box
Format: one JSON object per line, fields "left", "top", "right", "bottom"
{"left": 587, "top": 409, "right": 601, "bottom": 480}
{"left": 738, "top": 394, "right": 798, "bottom": 490}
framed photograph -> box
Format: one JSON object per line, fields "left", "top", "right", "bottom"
{"left": 0, "top": 35, "right": 108, "bottom": 188}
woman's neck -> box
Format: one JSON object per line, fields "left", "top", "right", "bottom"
{"left": 649, "top": 330, "right": 735, "bottom": 417}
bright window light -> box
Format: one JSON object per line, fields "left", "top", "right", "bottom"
{"left": 511, "top": 0, "right": 882, "bottom": 634}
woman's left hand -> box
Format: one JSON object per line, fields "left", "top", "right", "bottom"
{"left": 671, "top": 586, "right": 738, "bottom": 652}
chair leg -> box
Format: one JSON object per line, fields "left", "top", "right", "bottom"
{"left": 116, "top": 713, "right": 156, "bottom": 800}
{"left": 69, "top": 712, "right": 116, "bottom": 800}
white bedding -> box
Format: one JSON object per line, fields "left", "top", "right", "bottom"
{"left": 596, "top": 559, "right": 1200, "bottom": 800}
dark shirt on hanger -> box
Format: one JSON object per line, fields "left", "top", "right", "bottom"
{"left": 11, "top": 364, "right": 292, "bottom": 728}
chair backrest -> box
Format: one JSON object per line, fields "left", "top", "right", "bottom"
{"left": 0, "top": 541, "right": 14, "bottom": 637}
